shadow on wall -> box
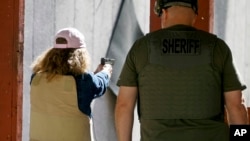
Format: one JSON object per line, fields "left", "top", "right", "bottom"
{"left": 91, "top": 88, "right": 117, "bottom": 141}
{"left": 92, "top": 0, "right": 143, "bottom": 141}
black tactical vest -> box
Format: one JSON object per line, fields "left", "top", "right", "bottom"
{"left": 138, "top": 29, "right": 222, "bottom": 119}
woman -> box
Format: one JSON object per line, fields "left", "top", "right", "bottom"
{"left": 29, "top": 27, "right": 112, "bottom": 141}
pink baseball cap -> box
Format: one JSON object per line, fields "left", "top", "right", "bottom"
{"left": 54, "top": 27, "right": 86, "bottom": 48}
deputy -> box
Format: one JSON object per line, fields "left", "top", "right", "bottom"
{"left": 115, "top": 0, "right": 248, "bottom": 141}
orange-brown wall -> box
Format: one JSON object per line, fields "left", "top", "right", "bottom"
{"left": 0, "top": 0, "right": 24, "bottom": 140}
{"left": 150, "top": 0, "right": 214, "bottom": 32}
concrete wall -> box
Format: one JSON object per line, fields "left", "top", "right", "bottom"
{"left": 23, "top": 0, "right": 250, "bottom": 141}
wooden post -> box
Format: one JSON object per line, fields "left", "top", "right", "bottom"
{"left": 0, "top": 0, "right": 24, "bottom": 140}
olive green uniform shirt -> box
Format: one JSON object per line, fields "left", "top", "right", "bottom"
{"left": 117, "top": 25, "right": 246, "bottom": 141}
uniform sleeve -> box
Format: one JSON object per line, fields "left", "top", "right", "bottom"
{"left": 116, "top": 46, "right": 138, "bottom": 86}
{"left": 117, "top": 38, "right": 148, "bottom": 87}
{"left": 216, "top": 39, "right": 247, "bottom": 92}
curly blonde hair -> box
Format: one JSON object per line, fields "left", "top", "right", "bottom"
{"left": 31, "top": 47, "right": 90, "bottom": 81}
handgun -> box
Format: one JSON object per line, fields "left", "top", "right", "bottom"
{"left": 101, "top": 57, "right": 115, "bottom": 65}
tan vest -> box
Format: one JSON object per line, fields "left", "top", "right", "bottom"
{"left": 30, "top": 73, "right": 91, "bottom": 141}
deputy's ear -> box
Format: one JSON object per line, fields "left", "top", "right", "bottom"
{"left": 191, "top": 14, "right": 197, "bottom": 26}
{"left": 161, "top": 9, "right": 169, "bottom": 28}
{"left": 161, "top": 9, "right": 168, "bottom": 19}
